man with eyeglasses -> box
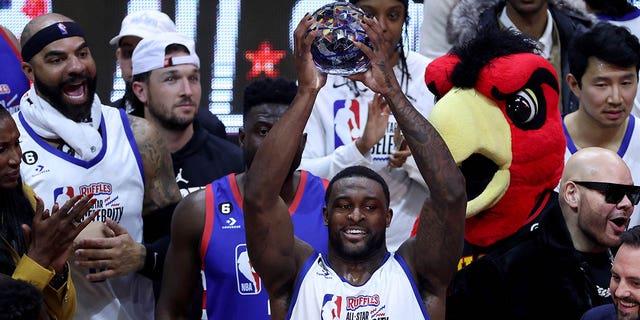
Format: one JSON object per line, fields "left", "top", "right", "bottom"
{"left": 447, "top": 147, "right": 639, "bottom": 319}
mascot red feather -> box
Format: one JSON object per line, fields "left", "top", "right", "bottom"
{"left": 422, "top": 29, "right": 566, "bottom": 262}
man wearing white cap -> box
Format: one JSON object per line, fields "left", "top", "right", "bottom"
{"left": 131, "top": 31, "right": 243, "bottom": 318}
{"left": 109, "top": 10, "right": 176, "bottom": 87}
{"left": 109, "top": 10, "right": 227, "bottom": 138}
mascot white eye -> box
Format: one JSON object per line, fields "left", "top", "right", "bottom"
{"left": 506, "top": 88, "right": 538, "bottom": 124}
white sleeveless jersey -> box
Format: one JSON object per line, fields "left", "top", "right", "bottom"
{"left": 287, "top": 252, "right": 430, "bottom": 320}
{"left": 14, "top": 106, "right": 154, "bottom": 320}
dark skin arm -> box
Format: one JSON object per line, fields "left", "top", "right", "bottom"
{"left": 156, "top": 190, "right": 204, "bottom": 319}
{"left": 73, "top": 115, "right": 181, "bottom": 281}
{"left": 242, "top": 14, "right": 327, "bottom": 320}
{"left": 351, "top": 16, "right": 466, "bottom": 320}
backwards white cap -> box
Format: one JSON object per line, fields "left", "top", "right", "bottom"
{"left": 132, "top": 32, "right": 200, "bottom": 76}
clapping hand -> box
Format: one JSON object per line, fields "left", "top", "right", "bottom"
{"left": 22, "top": 194, "right": 97, "bottom": 273}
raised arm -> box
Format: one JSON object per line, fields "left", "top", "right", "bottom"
{"left": 242, "top": 13, "right": 326, "bottom": 312}
{"left": 352, "top": 16, "right": 466, "bottom": 319}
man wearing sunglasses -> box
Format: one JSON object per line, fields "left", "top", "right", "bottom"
{"left": 447, "top": 147, "right": 638, "bottom": 319}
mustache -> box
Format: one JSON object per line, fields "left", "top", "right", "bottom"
{"left": 176, "top": 98, "right": 196, "bottom": 106}
{"left": 61, "top": 73, "right": 91, "bottom": 86}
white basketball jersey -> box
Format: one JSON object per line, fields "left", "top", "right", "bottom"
{"left": 15, "top": 106, "right": 153, "bottom": 320}
{"left": 287, "top": 252, "right": 429, "bottom": 320}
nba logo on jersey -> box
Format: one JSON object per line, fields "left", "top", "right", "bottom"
{"left": 321, "top": 294, "right": 342, "bottom": 320}
{"left": 53, "top": 186, "right": 74, "bottom": 204}
{"left": 333, "top": 99, "right": 362, "bottom": 148}
{"left": 235, "top": 244, "right": 261, "bottom": 295}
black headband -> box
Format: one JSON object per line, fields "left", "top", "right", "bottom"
{"left": 21, "top": 21, "right": 85, "bottom": 62}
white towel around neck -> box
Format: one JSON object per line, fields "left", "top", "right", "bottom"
{"left": 19, "top": 86, "right": 103, "bottom": 161}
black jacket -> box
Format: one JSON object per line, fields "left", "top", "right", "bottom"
{"left": 171, "top": 119, "right": 244, "bottom": 194}
{"left": 447, "top": 192, "right": 612, "bottom": 320}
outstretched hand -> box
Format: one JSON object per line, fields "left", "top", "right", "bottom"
{"left": 293, "top": 13, "right": 327, "bottom": 92}
{"left": 73, "top": 219, "right": 145, "bottom": 282}
{"left": 356, "top": 93, "right": 390, "bottom": 154}
{"left": 347, "top": 16, "right": 400, "bottom": 97}
{"left": 22, "top": 194, "right": 97, "bottom": 273}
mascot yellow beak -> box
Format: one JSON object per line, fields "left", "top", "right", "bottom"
{"left": 430, "top": 89, "right": 511, "bottom": 217}
{"left": 425, "top": 33, "right": 564, "bottom": 247}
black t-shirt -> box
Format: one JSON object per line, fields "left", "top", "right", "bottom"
{"left": 171, "top": 120, "right": 244, "bottom": 195}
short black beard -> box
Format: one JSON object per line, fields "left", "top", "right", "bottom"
{"left": 329, "top": 228, "right": 385, "bottom": 260}
{"left": 146, "top": 96, "right": 193, "bottom": 131}
{"left": 34, "top": 74, "right": 98, "bottom": 122}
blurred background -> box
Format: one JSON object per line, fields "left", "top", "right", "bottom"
{"left": 0, "top": 0, "right": 425, "bottom": 137}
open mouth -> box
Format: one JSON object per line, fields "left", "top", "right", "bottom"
{"left": 62, "top": 81, "right": 87, "bottom": 101}
{"left": 611, "top": 216, "right": 628, "bottom": 228}
{"left": 343, "top": 227, "right": 366, "bottom": 241}
{"left": 460, "top": 153, "right": 498, "bottom": 201}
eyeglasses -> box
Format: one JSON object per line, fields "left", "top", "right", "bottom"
{"left": 572, "top": 181, "right": 640, "bottom": 205}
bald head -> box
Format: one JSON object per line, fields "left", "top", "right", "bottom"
{"left": 20, "top": 13, "right": 74, "bottom": 49}
{"left": 561, "top": 147, "right": 632, "bottom": 190}
{"left": 1, "top": 25, "right": 20, "bottom": 50}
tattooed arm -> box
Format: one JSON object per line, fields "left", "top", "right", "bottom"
{"left": 74, "top": 116, "right": 181, "bottom": 281}
{"left": 351, "top": 16, "right": 466, "bottom": 320}
{"left": 128, "top": 115, "right": 181, "bottom": 215}
{"left": 128, "top": 115, "right": 181, "bottom": 279}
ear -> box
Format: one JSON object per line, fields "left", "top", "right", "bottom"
{"left": 115, "top": 47, "right": 123, "bottom": 60}
{"left": 238, "top": 128, "right": 246, "bottom": 147}
{"left": 21, "top": 61, "right": 34, "bottom": 82}
{"left": 323, "top": 206, "right": 329, "bottom": 226}
{"left": 563, "top": 181, "right": 580, "bottom": 210}
{"left": 386, "top": 208, "right": 393, "bottom": 227}
{"left": 132, "top": 81, "right": 148, "bottom": 104}
{"left": 566, "top": 73, "right": 581, "bottom": 98}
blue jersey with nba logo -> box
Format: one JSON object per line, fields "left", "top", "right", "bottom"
{"left": 0, "top": 28, "right": 29, "bottom": 114}
{"left": 201, "top": 171, "right": 329, "bottom": 319}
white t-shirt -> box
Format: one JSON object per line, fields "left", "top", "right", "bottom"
{"left": 299, "top": 51, "right": 435, "bottom": 251}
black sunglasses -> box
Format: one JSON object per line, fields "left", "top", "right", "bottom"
{"left": 572, "top": 181, "right": 640, "bottom": 205}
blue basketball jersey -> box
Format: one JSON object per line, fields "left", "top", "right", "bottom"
{"left": 0, "top": 28, "right": 29, "bottom": 114}
{"left": 201, "top": 171, "right": 328, "bottom": 319}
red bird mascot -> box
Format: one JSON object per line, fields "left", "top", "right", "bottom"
{"left": 422, "top": 28, "right": 566, "bottom": 267}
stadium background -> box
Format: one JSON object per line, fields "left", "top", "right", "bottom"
{"left": 2, "top": 0, "right": 639, "bottom": 135}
